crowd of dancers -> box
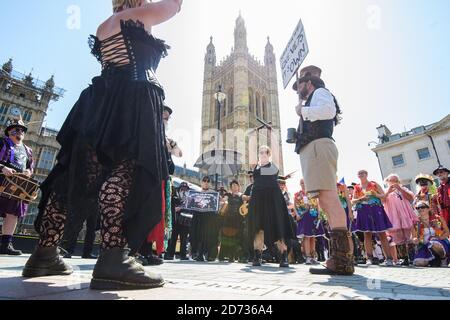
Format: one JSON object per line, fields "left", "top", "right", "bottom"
{"left": 136, "top": 164, "right": 450, "bottom": 270}
{"left": 0, "top": 0, "right": 449, "bottom": 291}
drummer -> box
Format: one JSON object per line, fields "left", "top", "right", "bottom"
{"left": 0, "top": 118, "right": 34, "bottom": 256}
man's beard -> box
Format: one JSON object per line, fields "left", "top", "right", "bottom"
{"left": 300, "top": 88, "right": 309, "bottom": 100}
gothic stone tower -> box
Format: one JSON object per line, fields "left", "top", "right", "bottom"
{"left": 200, "top": 14, "right": 284, "bottom": 188}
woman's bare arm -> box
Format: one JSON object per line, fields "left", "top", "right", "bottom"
{"left": 375, "top": 183, "right": 386, "bottom": 200}
{"left": 122, "top": 0, "right": 182, "bottom": 28}
{"left": 398, "top": 185, "right": 414, "bottom": 202}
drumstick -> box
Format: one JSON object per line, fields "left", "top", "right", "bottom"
{"left": 281, "top": 170, "right": 298, "bottom": 180}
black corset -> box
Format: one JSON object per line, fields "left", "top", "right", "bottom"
{"left": 88, "top": 19, "right": 169, "bottom": 85}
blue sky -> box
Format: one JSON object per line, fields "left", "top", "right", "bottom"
{"left": 1, "top": 0, "right": 449, "bottom": 190}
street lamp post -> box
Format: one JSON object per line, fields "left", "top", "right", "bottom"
{"left": 214, "top": 85, "right": 227, "bottom": 191}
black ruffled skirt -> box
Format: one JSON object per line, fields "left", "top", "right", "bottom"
{"left": 190, "top": 213, "right": 220, "bottom": 249}
{"left": 248, "top": 187, "right": 296, "bottom": 246}
{"left": 34, "top": 66, "right": 169, "bottom": 252}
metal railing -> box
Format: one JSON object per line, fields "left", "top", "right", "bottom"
{"left": 7, "top": 70, "right": 66, "bottom": 98}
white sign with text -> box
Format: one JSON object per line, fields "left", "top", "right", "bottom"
{"left": 280, "top": 19, "right": 309, "bottom": 89}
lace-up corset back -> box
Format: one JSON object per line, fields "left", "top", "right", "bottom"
{"left": 88, "top": 19, "right": 168, "bottom": 81}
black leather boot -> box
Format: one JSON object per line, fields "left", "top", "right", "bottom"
{"left": 90, "top": 247, "right": 164, "bottom": 290}
{"left": 22, "top": 246, "right": 73, "bottom": 278}
{"left": 252, "top": 250, "right": 262, "bottom": 267}
{"left": 146, "top": 254, "right": 164, "bottom": 265}
{"left": 279, "top": 251, "right": 289, "bottom": 268}
{"left": 0, "top": 242, "right": 23, "bottom": 256}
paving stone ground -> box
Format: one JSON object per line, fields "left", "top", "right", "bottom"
{"left": 0, "top": 255, "right": 449, "bottom": 300}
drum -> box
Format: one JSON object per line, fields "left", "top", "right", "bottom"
{"left": 0, "top": 173, "right": 40, "bottom": 203}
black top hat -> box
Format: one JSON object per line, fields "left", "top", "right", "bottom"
{"left": 5, "top": 118, "right": 28, "bottom": 136}
{"left": 433, "top": 165, "right": 450, "bottom": 176}
{"left": 292, "top": 75, "right": 325, "bottom": 92}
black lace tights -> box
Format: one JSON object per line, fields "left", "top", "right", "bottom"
{"left": 98, "top": 160, "right": 134, "bottom": 250}
{"left": 38, "top": 155, "right": 135, "bottom": 250}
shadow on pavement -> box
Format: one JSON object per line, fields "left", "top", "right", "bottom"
{"left": 0, "top": 276, "right": 124, "bottom": 300}
{"left": 240, "top": 264, "right": 297, "bottom": 274}
{"left": 309, "top": 272, "right": 450, "bottom": 299}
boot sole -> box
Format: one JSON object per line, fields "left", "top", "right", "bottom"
{"left": 90, "top": 278, "right": 165, "bottom": 291}
{"left": 22, "top": 267, "right": 73, "bottom": 278}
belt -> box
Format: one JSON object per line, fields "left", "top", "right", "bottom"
{"left": 100, "top": 64, "right": 164, "bottom": 90}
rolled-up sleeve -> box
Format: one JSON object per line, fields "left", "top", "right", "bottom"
{"left": 301, "top": 88, "right": 336, "bottom": 122}
{"left": 295, "top": 104, "right": 303, "bottom": 117}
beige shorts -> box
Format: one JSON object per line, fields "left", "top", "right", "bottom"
{"left": 299, "top": 138, "right": 338, "bottom": 196}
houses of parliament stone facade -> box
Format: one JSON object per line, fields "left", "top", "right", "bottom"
{"left": 200, "top": 14, "right": 284, "bottom": 187}
{"left": 0, "top": 58, "right": 64, "bottom": 233}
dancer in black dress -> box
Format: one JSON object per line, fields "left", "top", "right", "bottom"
{"left": 190, "top": 176, "right": 220, "bottom": 262}
{"left": 248, "top": 146, "right": 296, "bottom": 268}
{"left": 22, "top": 0, "right": 183, "bottom": 290}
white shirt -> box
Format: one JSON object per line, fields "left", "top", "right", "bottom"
{"left": 295, "top": 88, "right": 337, "bottom": 122}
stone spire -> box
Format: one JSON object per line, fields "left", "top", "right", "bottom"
{"left": 205, "top": 36, "right": 216, "bottom": 66}
{"left": 45, "top": 75, "right": 55, "bottom": 90}
{"left": 264, "top": 37, "right": 275, "bottom": 66}
{"left": 234, "top": 13, "right": 248, "bottom": 52}
{"left": 24, "top": 70, "right": 34, "bottom": 86}
{"left": 2, "top": 58, "right": 13, "bottom": 74}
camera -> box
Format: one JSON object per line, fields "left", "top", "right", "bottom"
{"left": 286, "top": 128, "right": 297, "bottom": 144}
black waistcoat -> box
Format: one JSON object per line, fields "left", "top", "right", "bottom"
{"left": 295, "top": 88, "right": 335, "bottom": 154}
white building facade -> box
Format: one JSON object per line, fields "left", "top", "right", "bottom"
{"left": 372, "top": 114, "right": 450, "bottom": 190}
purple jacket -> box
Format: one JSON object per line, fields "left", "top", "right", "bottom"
{"left": 0, "top": 137, "right": 34, "bottom": 173}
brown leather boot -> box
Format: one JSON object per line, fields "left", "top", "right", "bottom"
{"left": 310, "top": 229, "right": 355, "bottom": 275}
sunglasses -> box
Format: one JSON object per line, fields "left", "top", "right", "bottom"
{"left": 416, "top": 207, "right": 428, "bottom": 210}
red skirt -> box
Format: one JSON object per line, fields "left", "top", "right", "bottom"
{"left": 146, "top": 180, "right": 166, "bottom": 255}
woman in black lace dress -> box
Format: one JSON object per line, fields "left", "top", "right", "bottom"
{"left": 248, "top": 146, "right": 296, "bottom": 268}
{"left": 22, "top": 0, "right": 183, "bottom": 290}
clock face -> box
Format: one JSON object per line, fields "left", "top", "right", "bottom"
{"left": 9, "top": 106, "right": 22, "bottom": 117}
